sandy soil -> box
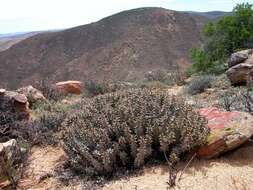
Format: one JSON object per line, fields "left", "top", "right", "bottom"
{"left": 16, "top": 142, "right": 253, "bottom": 190}
{"left": 102, "top": 144, "right": 253, "bottom": 190}
{"left": 18, "top": 146, "right": 66, "bottom": 190}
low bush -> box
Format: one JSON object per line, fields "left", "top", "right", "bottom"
{"left": 32, "top": 101, "right": 71, "bottom": 145}
{"left": 63, "top": 89, "right": 209, "bottom": 176}
{"left": 34, "top": 79, "right": 64, "bottom": 101}
{"left": 83, "top": 80, "right": 132, "bottom": 97}
{"left": 186, "top": 75, "right": 213, "bottom": 95}
{"left": 219, "top": 86, "right": 253, "bottom": 114}
{"left": 145, "top": 70, "right": 186, "bottom": 86}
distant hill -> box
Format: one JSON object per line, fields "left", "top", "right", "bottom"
{"left": 0, "top": 7, "right": 209, "bottom": 89}
{"left": 0, "top": 32, "right": 40, "bottom": 52}
{"left": 186, "top": 11, "right": 232, "bottom": 20}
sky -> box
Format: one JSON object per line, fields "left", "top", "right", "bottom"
{"left": 0, "top": 0, "right": 252, "bottom": 34}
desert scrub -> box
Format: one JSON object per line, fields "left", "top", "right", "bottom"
{"left": 34, "top": 79, "right": 64, "bottom": 101}
{"left": 83, "top": 80, "right": 131, "bottom": 97}
{"left": 63, "top": 89, "right": 209, "bottom": 176}
{"left": 31, "top": 100, "right": 73, "bottom": 144}
{"left": 144, "top": 70, "right": 186, "bottom": 86}
{"left": 186, "top": 75, "right": 213, "bottom": 95}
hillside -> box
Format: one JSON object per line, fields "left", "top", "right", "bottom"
{"left": 0, "top": 32, "right": 42, "bottom": 52}
{"left": 0, "top": 7, "right": 209, "bottom": 89}
{"left": 186, "top": 11, "right": 231, "bottom": 19}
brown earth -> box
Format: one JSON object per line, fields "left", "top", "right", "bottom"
{"left": 0, "top": 7, "right": 208, "bottom": 89}
{"left": 16, "top": 143, "right": 253, "bottom": 190}
{"left": 0, "top": 32, "right": 43, "bottom": 52}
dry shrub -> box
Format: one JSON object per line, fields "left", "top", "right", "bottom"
{"left": 186, "top": 75, "right": 213, "bottom": 95}
{"left": 34, "top": 79, "right": 64, "bottom": 101}
{"left": 84, "top": 80, "right": 131, "bottom": 97}
{"left": 63, "top": 89, "right": 209, "bottom": 176}
{"left": 219, "top": 86, "right": 253, "bottom": 114}
{"left": 145, "top": 70, "right": 186, "bottom": 86}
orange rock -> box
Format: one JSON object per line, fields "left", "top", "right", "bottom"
{"left": 55, "top": 81, "right": 82, "bottom": 95}
{"left": 197, "top": 107, "right": 253, "bottom": 158}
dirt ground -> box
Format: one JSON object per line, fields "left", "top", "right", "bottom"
{"left": 16, "top": 142, "right": 253, "bottom": 190}
{"left": 102, "top": 143, "right": 253, "bottom": 190}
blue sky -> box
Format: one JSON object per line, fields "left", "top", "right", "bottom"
{"left": 0, "top": 0, "right": 252, "bottom": 34}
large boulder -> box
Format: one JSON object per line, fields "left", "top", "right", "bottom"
{"left": 0, "top": 139, "right": 21, "bottom": 188}
{"left": 197, "top": 107, "right": 253, "bottom": 158}
{"left": 226, "top": 63, "right": 253, "bottom": 85}
{"left": 226, "top": 49, "right": 253, "bottom": 85}
{"left": 227, "top": 49, "right": 253, "bottom": 68}
{"left": 17, "top": 85, "right": 46, "bottom": 105}
{"left": 55, "top": 81, "right": 82, "bottom": 95}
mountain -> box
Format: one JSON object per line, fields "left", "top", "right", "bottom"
{"left": 0, "top": 7, "right": 209, "bottom": 89}
{"left": 0, "top": 32, "right": 40, "bottom": 52}
{"left": 0, "top": 30, "right": 61, "bottom": 52}
{"left": 186, "top": 11, "right": 232, "bottom": 20}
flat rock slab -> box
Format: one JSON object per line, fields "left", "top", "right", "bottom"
{"left": 197, "top": 107, "right": 253, "bottom": 158}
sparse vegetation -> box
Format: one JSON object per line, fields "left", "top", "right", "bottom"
{"left": 83, "top": 80, "right": 130, "bottom": 97}
{"left": 63, "top": 89, "right": 209, "bottom": 176}
{"left": 34, "top": 79, "right": 64, "bottom": 101}
{"left": 186, "top": 75, "right": 213, "bottom": 95}
{"left": 219, "top": 85, "right": 253, "bottom": 114}
{"left": 145, "top": 70, "right": 186, "bottom": 86}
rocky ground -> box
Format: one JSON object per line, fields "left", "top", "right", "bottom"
{"left": 1, "top": 72, "right": 253, "bottom": 190}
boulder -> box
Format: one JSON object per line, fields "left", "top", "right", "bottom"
{"left": 226, "top": 49, "right": 253, "bottom": 85}
{"left": 55, "top": 81, "right": 82, "bottom": 95}
{"left": 0, "top": 90, "right": 30, "bottom": 119}
{"left": 0, "top": 89, "right": 6, "bottom": 96}
{"left": 17, "top": 85, "right": 46, "bottom": 105}
{"left": 227, "top": 49, "right": 253, "bottom": 68}
{"left": 226, "top": 63, "right": 253, "bottom": 85}
{"left": 197, "top": 107, "right": 253, "bottom": 158}
{"left": 0, "top": 139, "right": 21, "bottom": 188}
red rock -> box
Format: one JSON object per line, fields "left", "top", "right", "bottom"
{"left": 197, "top": 107, "right": 253, "bottom": 158}
{"left": 55, "top": 81, "right": 82, "bottom": 95}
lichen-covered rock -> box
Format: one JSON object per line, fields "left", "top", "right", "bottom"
{"left": 55, "top": 81, "right": 82, "bottom": 95}
{"left": 0, "top": 139, "right": 21, "bottom": 189}
{"left": 17, "top": 85, "right": 46, "bottom": 105}
{"left": 197, "top": 107, "right": 253, "bottom": 158}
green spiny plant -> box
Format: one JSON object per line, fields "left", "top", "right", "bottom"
{"left": 63, "top": 88, "right": 209, "bottom": 176}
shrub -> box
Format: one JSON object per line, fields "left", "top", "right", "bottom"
{"left": 186, "top": 75, "right": 213, "bottom": 95}
{"left": 62, "top": 89, "right": 209, "bottom": 176}
{"left": 145, "top": 70, "right": 186, "bottom": 86}
{"left": 144, "top": 70, "right": 167, "bottom": 82}
{"left": 31, "top": 101, "right": 71, "bottom": 144}
{"left": 84, "top": 80, "right": 131, "bottom": 97}
{"left": 138, "top": 81, "right": 168, "bottom": 90}
{"left": 34, "top": 79, "right": 64, "bottom": 101}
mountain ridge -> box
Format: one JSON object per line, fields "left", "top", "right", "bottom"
{"left": 0, "top": 7, "right": 210, "bottom": 89}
